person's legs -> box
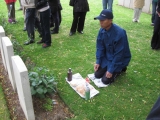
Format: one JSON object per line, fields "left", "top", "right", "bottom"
{"left": 151, "top": 14, "right": 160, "bottom": 49}
{"left": 77, "top": 12, "right": 86, "bottom": 33}
{"left": 101, "top": 72, "right": 119, "bottom": 84}
{"left": 136, "top": 8, "right": 142, "bottom": 22}
{"left": 102, "top": 0, "right": 108, "bottom": 9}
{"left": 70, "top": 12, "right": 79, "bottom": 35}
{"left": 108, "top": 0, "right": 113, "bottom": 12}
{"left": 51, "top": 11, "right": 59, "bottom": 34}
{"left": 58, "top": 10, "right": 62, "bottom": 26}
{"left": 151, "top": 1, "right": 157, "bottom": 24}
{"left": 24, "top": 8, "right": 36, "bottom": 45}
{"left": 11, "top": 2, "right": 16, "bottom": 22}
{"left": 95, "top": 66, "right": 126, "bottom": 85}
{"left": 133, "top": 8, "right": 139, "bottom": 22}
{"left": 40, "top": 9, "right": 51, "bottom": 47}
{"left": 94, "top": 66, "right": 107, "bottom": 79}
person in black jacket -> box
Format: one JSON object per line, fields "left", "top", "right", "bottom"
{"left": 151, "top": 0, "right": 160, "bottom": 49}
{"left": 35, "top": 0, "right": 51, "bottom": 48}
{"left": 69, "top": 0, "right": 89, "bottom": 36}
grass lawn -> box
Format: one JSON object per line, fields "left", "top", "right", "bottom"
{"left": 0, "top": 0, "right": 160, "bottom": 119}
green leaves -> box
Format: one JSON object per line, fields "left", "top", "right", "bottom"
{"left": 28, "top": 67, "right": 57, "bottom": 98}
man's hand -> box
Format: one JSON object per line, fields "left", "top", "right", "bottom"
{"left": 94, "top": 64, "right": 99, "bottom": 71}
{"left": 106, "top": 71, "right": 112, "bottom": 78}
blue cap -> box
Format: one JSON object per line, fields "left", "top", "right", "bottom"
{"left": 94, "top": 9, "right": 113, "bottom": 20}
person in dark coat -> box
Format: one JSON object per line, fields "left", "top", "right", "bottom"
{"left": 146, "top": 96, "right": 160, "bottom": 120}
{"left": 48, "top": 0, "right": 59, "bottom": 34}
{"left": 69, "top": 0, "right": 89, "bottom": 36}
{"left": 35, "top": 0, "right": 51, "bottom": 48}
{"left": 151, "top": 0, "right": 160, "bottom": 49}
{"left": 58, "top": 0, "right": 62, "bottom": 26}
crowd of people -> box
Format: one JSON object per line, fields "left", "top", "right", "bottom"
{"left": 3, "top": 0, "right": 160, "bottom": 80}
{"left": 3, "top": 0, "right": 160, "bottom": 118}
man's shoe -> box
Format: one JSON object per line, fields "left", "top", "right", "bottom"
{"left": 78, "top": 31, "right": 83, "bottom": 34}
{"left": 24, "top": 40, "right": 35, "bottom": 45}
{"left": 51, "top": 31, "right": 58, "bottom": 34}
{"left": 42, "top": 43, "right": 51, "bottom": 48}
{"left": 69, "top": 32, "right": 75, "bottom": 36}
{"left": 37, "top": 40, "right": 44, "bottom": 44}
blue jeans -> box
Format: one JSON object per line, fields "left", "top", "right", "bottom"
{"left": 151, "top": 0, "right": 158, "bottom": 23}
{"left": 102, "top": 0, "right": 113, "bottom": 11}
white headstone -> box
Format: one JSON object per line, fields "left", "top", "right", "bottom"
{"left": 124, "top": 0, "right": 131, "bottom": 8}
{"left": 118, "top": 0, "right": 124, "bottom": 6}
{"left": 118, "top": 0, "right": 152, "bottom": 14}
{"left": 11, "top": 55, "right": 35, "bottom": 120}
{"left": 0, "top": 26, "right": 7, "bottom": 70}
{"left": 2, "top": 37, "right": 16, "bottom": 91}
{"left": 142, "top": 0, "right": 152, "bottom": 13}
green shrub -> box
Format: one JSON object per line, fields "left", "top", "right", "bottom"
{"left": 29, "top": 67, "right": 57, "bottom": 98}
{"left": 42, "top": 98, "right": 53, "bottom": 111}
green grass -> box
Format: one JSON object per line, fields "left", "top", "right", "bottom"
{"left": 0, "top": 0, "right": 160, "bottom": 119}
{"left": 0, "top": 83, "right": 10, "bottom": 120}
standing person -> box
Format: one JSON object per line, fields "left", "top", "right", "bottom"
{"left": 102, "top": 0, "right": 113, "bottom": 11}
{"left": 151, "top": 0, "right": 160, "bottom": 50}
{"left": 21, "top": 0, "right": 41, "bottom": 45}
{"left": 69, "top": 0, "right": 89, "bottom": 36}
{"left": 58, "top": 0, "right": 62, "bottom": 27}
{"left": 48, "top": 0, "right": 59, "bottom": 34}
{"left": 151, "top": 0, "right": 158, "bottom": 26}
{"left": 94, "top": 9, "right": 131, "bottom": 85}
{"left": 35, "top": 0, "right": 51, "bottom": 48}
{"left": 132, "top": 0, "right": 145, "bottom": 22}
{"left": 5, "top": 0, "right": 17, "bottom": 24}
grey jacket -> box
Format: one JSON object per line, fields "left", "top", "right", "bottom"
{"left": 21, "top": 0, "right": 35, "bottom": 8}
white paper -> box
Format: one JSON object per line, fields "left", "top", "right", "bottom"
{"left": 66, "top": 73, "right": 99, "bottom": 99}
{"left": 87, "top": 73, "right": 109, "bottom": 88}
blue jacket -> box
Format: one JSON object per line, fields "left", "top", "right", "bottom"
{"left": 96, "top": 24, "right": 131, "bottom": 74}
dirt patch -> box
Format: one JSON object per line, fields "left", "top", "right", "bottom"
{"left": 0, "top": 53, "right": 74, "bottom": 120}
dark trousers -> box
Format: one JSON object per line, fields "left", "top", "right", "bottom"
{"left": 58, "top": 10, "right": 62, "bottom": 26}
{"left": 94, "top": 67, "right": 120, "bottom": 85}
{"left": 25, "top": 8, "right": 36, "bottom": 40}
{"left": 70, "top": 12, "right": 87, "bottom": 32}
{"left": 39, "top": 9, "right": 51, "bottom": 45}
{"left": 151, "top": 14, "right": 160, "bottom": 49}
{"left": 146, "top": 96, "right": 160, "bottom": 120}
{"left": 51, "top": 11, "right": 59, "bottom": 32}
{"left": 151, "top": 0, "right": 157, "bottom": 23}
{"left": 7, "top": 2, "right": 15, "bottom": 21}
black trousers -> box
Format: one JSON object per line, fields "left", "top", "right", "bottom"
{"left": 70, "top": 12, "right": 87, "bottom": 32}
{"left": 40, "top": 9, "right": 51, "bottom": 45}
{"left": 94, "top": 67, "right": 120, "bottom": 85}
{"left": 146, "top": 96, "right": 160, "bottom": 120}
{"left": 51, "top": 11, "right": 59, "bottom": 32}
{"left": 151, "top": 14, "right": 160, "bottom": 49}
{"left": 25, "top": 8, "right": 36, "bottom": 39}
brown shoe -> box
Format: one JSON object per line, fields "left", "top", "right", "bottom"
{"left": 42, "top": 43, "right": 51, "bottom": 48}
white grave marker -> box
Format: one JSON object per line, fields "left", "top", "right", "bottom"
{"left": 11, "top": 55, "right": 35, "bottom": 120}
{"left": 0, "top": 26, "right": 7, "bottom": 70}
{"left": 2, "top": 37, "right": 16, "bottom": 91}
